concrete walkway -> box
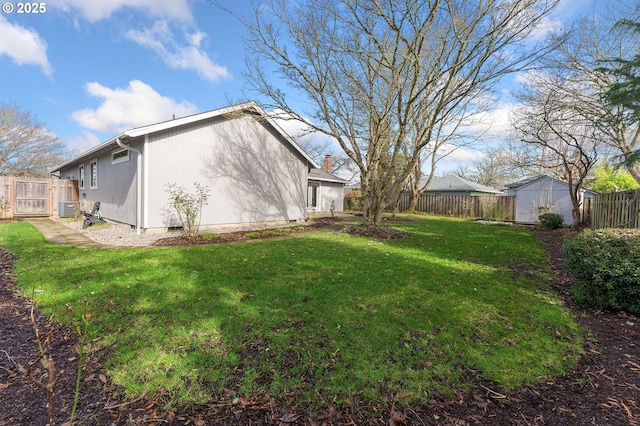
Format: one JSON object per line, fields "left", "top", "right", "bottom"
{"left": 25, "top": 218, "right": 108, "bottom": 248}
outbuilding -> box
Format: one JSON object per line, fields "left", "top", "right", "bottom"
{"left": 505, "top": 175, "right": 591, "bottom": 224}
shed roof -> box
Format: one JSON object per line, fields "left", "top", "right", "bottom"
{"left": 51, "top": 101, "right": 319, "bottom": 173}
{"left": 505, "top": 175, "right": 548, "bottom": 189}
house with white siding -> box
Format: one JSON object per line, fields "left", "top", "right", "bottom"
{"left": 308, "top": 155, "right": 349, "bottom": 214}
{"left": 51, "top": 102, "right": 321, "bottom": 233}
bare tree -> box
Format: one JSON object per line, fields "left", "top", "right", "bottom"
{"left": 512, "top": 72, "right": 601, "bottom": 226}
{"left": 0, "top": 103, "right": 67, "bottom": 176}
{"left": 228, "top": 0, "right": 560, "bottom": 226}
{"left": 552, "top": 3, "right": 640, "bottom": 183}
{"left": 295, "top": 137, "right": 359, "bottom": 181}
{"left": 454, "top": 145, "right": 525, "bottom": 189}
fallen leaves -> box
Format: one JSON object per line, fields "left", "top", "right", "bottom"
{"left": 601, "top": 397, "right": 636, "bottom": 422}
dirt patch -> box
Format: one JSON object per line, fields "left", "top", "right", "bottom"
{"left": 1, "top": 225, "right": 639, "bottom": 425}
{"left": 343, "top": 224, "right": 412, "bottom": 239}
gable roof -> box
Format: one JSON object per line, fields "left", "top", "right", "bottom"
{"left": 419, "top": 175, "right": 502, "bottom": 194}
{"left": 506, "top": 175, "right": 599, "bottom": 196}
{"left": 505, "top": 175, "right": 548, "bottom": 189}
{"left": 308, "top": 168, "right": 349, "bottom": 184}
{"left": 51, "top": 101, "right": 319, "bottom": 173}
{"left": 505, "top": 175, "right": 573, "bottom": 191}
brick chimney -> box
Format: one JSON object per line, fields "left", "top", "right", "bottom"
{"left": 322, "top": 154, "right": 332, "bottom": 174}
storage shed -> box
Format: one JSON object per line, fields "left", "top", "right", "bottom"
{"left": 506, "top": 175, "right": 587, "bottom": 224}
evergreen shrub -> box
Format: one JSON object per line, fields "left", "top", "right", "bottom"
{"left": 562, "top": 228, "right": 640, "bottom": 313}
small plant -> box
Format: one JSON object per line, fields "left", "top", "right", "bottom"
{"left": 274, "top": 227, "right": 292, "bottom": 233}
{"left": 67, "top": 297, "right": 90, "bottom": 426}
{"left": 0, "top": 196, "right": 10, "bottom": 218}
{"left": 166, "top": 183, "right": 210, "bottom": 238}
{"left": 72, "top": 201, "right": 83, "bottom": 220}
{"left": 538, "top": 213, "right": 564, "bottom": 230}
{"left": 2, "top": 295, "right": 60, "bottom": 426}
{"left": 563, "top": 229, "right": 640, "bottom": 313}
{"left": 245, "top": 231, "right": 261, "bottom": 238}
{"left": 202, "top": 233, "right": 220, "bottom": 239}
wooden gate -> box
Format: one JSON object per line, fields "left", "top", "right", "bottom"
{"left": 0, "top": 176, "right": 79, "bottom": 218}
{"left": 14, "top": 179, "right": 50, "bottom": 216}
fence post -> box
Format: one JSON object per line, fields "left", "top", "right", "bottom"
{"left": 7, "top": 176, "right": 14, "bottom": 219}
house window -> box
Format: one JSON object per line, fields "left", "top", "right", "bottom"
{"left": 308, "top": 183, "right": 319, "bottom": 208}
{"left": 90, "top": 159, "right": 98, "bottom": 189}
{"left": 78, "top": 164, "right": 85, "bottom": 189}
{"left": 111, "top": 148, "right": 129, "bottom": 164}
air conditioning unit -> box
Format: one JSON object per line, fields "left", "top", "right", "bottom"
{"left": 58, "top": 201, "right": 78, "bottom": 218}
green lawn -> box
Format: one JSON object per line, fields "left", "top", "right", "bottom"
{"left": 0, "top": 215, "right": 583, "bottom": 409}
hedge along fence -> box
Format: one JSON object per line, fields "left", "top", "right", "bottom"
{"left": 591, "top": 189, "right": 640, "bottom": 229}
{"left": 396, "top": 193, "right": 515, "bottom": 221}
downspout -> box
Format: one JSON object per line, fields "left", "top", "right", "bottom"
{"left": 116, "top": 137, "right": 143, "bottom": 235}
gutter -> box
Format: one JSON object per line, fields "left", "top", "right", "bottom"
{"left": 116, "top": 137, "right": 143, "bottom": 235}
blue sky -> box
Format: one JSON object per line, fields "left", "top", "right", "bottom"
{"left": 0, "top": 0, "right": 604, "bottom": 164}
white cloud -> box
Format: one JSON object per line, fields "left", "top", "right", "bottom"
{"left": 126, "top": 21, "right": 231, "bottom": 83}
{"left": 514, "top": 69, "right": 548, "bottom": 86}
{"left": 461, "top": 102, "right": 515, "bottom": 141}
{"left": 272, "top": 113, "right": 327, "bottom": 144}
{"left": 268, "top": 109, "right": 342, "bottom": 156}
{"left": 527, "top": 15, "right": 564, "bottom": 41}
{"left": 48, "top": 0, "right": 192, "bottom": 22}
{"left": 71, "top": 80, "right": 198, "bottom": 132}
{"left": 0, "top": 16, "right": 53, "bottom": 75}
{"left": 437, "top": 143, "right": 483, "bottom": 164}
{"left": 65, "top": 130, "right": 103, "bottom": 154}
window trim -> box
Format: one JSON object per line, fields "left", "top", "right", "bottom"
{"left": 111, "top": 148, "right": 130, "bottom": 165}
{"left": 78, "top": 164, "right": 85, "bottom": 189}
{"left": 89, "top": 159, "right": 98, "bottom": 189}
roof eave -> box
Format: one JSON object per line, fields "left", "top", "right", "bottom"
{"left": 50, "top": 133, "right": 126, "bottom": 173}
{"left": 50, "top": 101, "right": 320, "bottom": 173}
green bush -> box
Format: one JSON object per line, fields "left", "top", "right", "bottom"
{"left": 562, "top": 229, "right": 640, "bottom": 313}
{"left": 538, "top": 213, "right": 564, "bottom": 230}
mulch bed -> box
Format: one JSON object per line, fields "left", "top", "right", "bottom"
{"left": 152, "top": 217, "right": 343, "bottom": 246}
{"left": 1, "top": 223, "right": 639, "bottom": 425}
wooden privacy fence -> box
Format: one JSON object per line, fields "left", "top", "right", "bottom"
{"left": 0, "top": 176, "right": 79, "bottom": 218}
{"left": 396, "top": 193, "right": 516, "bottom": 221}
{"left": 590, "top": 189, "right": 640, "bottom": 229}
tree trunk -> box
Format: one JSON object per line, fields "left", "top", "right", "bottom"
{"left": 571, "top": 206, "right": 582, "bottom": 228}
{"left": 407, "top": 187, "right": 419, "bottom": 211}
{"left": 568, "top": 180, "right": 583, "bottom": 228}
{"left": 628, "top": 164, "right": 640, "bottom": 186}
{"left": 362, "top": 195, "right": 385, "bottom": 226}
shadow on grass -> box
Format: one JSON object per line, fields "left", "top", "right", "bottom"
{"left": 0, "top": 217, "right": 583, "bottom": 409}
